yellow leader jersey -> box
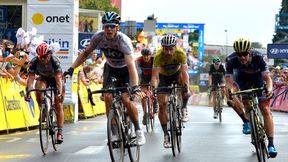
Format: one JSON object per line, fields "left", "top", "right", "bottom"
{"left": 153, "top": 47, "right": 187, "bottom": 76}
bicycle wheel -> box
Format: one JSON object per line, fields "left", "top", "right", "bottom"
{"left": 176, "top": 107, "right": 182, "bottom": 153}
{"left": 144, "top": 97, "right": 151, "bottom": 133}
{"left": 168, "top": 104, "right": 177, "bottom": 157}
{"left": 50, "top": 108, "right": 58, "bottom": 151}
{"left": 107, "top": 109, "right": 124, "bottom": 162}
{"left": 216, "top": 93, "right": 222, "bottom": 123}
{"left": 39, "top": 103, "right": 49, "bottom": 155}
{"left": 126, "top": 115, "right": 140, "bottom": 162}
{"left": 249, "top": 110, "right": 265, "bottom": 162}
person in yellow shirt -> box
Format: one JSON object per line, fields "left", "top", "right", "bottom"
{"left": 151, "top": 34, "right": 190, "bottom": 148}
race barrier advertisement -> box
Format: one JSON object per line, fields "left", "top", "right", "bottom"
{"left": 270, "top": 86, "right": 288, "bottom": 112}
{"left": 78, "top": 81, "right": 106, "bottom": 118}
{"left": 0, "top": 78, "right": 40, "bottom": 131}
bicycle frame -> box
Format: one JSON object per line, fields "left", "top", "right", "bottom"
{"left": 155, "top": 82, "right": 184, "bottom": 157}
{"left": 26, "top": 87, "right": 58, "bottom": 155}
{"left": 88, "top": 80, "right": 140, "bottom": 162}
{"left": 231, "top": 87, "right": 269, "bottom": 162}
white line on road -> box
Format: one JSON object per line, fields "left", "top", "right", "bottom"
{"left": 75, "top": 146, "right": 105, "bottom": 154}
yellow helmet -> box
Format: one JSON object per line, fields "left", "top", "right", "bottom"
{"left": 233, "top": 38, "right": 252, "bottom": 53}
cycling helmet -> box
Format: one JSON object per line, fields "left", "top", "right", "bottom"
{"left": 102, "top": 11, "right": 121, "bottom": 24}
{"left": 233, "top": 38, "right": 252, "bottom": 53}
{"left": 141, "top": 48, "right": 151, "bottom": 55}
{"left": 36, "top": 43, "right": 50, "bottom": 58}
{"left": 161, "top": 34, "right": 177, "bottom": 47}
{"left": 212, "top": 56, "right": 221, "bottom": 64}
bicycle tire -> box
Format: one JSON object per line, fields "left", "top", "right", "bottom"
{"left": 39, "top": 103, "right": 49, "bottom": 155}
{"left": 126, "top": 115, "right": 140, "bottom": 162}
{"left": 216, "top": 93, "right": 222, "bottom": 123}
{"left": 169, "top": 104, "right": 177, "bottom": 157}
{"left": 176, "top": 107, "right": 182, "bottom": 153}
{"left": 144, "top": 97, "right": 151, "bottom": 133}
{"left": 50, "top": 108, "right": 58, "bottom": 151}
{"left": 107, "top": 109, "right": 124, "bottom": 162}
{"left": 250, "top": 110, "right": 265, "bottom": 162}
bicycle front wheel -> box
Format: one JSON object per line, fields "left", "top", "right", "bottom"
{"left": 126, "top": 116, "right": 140, "bottom": 162}
{"left": 144, "top": 97, "right": 152, "bottom": 133}
{"left": 50, "top": 108, "right": 58, "bottom": 151}
{"left": 168, "top": 104, "right": 177, "bottom": 157}
{"left": 176, "top": 107, "right": 182, "bottom": 153}
{"left": 107, "top": 109, "right": 124, "bottom": 162}
{"left": 216, "top": 94, "right": 222, "bottom": 123}
{"left": 39, "top": 103, "right": 49, "bottom": 155}
{"left": 250, "top": 110, "right": 266, "bottom": 162}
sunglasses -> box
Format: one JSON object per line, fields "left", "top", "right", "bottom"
{"left": 103, "top": 23, "right": 118, "bottom": 29}
{"left": 236, "top": 52, "right": 249, "bottom": 57}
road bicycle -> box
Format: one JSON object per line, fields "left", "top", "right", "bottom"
{"left": 215, "top": 84, "right": 225, "bottom": 122}
{"left": 154, "top": 82, "right": 185, "bottom": 157}
{"left": 26, "top": 87, "right": 58, "bottom": 155}
{"left": 231, "top": 87, "right": 269, "bottom": 162}
{"left": 139, "top": 83, "right": 158, "bottom": 133}
{"left": 88, "top": 77, "right": 140, "bottom": 162}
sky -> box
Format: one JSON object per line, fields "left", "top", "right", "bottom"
{"left": 121, "top": 0, "right": 282, "bottom": 47}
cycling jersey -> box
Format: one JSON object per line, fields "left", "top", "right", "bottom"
{"left": 153, "top": 47, "right": 187, "bottom": 76}
{"left": 135, "top": 56, "right": 153, "bottom": 76}
{"left": 29, "top": 55, "right": 62, "bottom": 79}
{"left": 89, "top": 31, "right": 134, "bottom": 68}
{"left": 225, "top": 49, "right": 269, "bottom": 97}
{"left": 209, "top": 64, "right": 225, "bottom": 84}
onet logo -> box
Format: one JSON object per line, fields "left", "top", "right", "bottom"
{"left": 269, "top": 48, "right": 279, "bottom": 54}
{"left": 32, "top": 13, "right": 70, "bottom": 25}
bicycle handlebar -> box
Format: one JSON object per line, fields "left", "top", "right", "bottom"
{"left": 231, "top": 87, "right": 265, "bottom": 96}
{"left": 26, "top": 87, "right": 56, "bottom": 94}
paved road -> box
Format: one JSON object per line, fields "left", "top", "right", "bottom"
{"left": 0, "top": 105, "right": 287, "bottom": 162}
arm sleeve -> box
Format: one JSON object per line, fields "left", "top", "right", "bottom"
{"left": 225, "top": 58, "right": 233, "bottom": 76}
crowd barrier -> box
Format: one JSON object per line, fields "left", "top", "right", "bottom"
{"left": 78, "top": 81, "right": 106, "bottom": 118}
{"left": 270, "top": 86, "right": 288, "bottom": 112}
{"left": 0, "top": 78, "right": 40, "bottom": 132}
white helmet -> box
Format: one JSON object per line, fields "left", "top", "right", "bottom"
{"left": 161, "top": 34, "right": 177, "bottom": 47}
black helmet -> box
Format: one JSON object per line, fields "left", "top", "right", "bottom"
{"left": 102, "top": 11, "right": 121, "bottom": 24}
{"left": 141, "top": 48, "right": 151, "bottom": 56}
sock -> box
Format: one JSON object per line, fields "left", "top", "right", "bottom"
{"left": 268, "top": 137, "right": 274, "bottom": 147}
{"left": 134, "top": 121, "right": 140, "bottom": 131}
{"left": 182, "top": 99, "right": 188, "bottom": 109}
{"left": 58, "top": 127, "right": 63, "bottom": 134}
{"left": 161, "top": 124, "right": 169, "bottom": 135}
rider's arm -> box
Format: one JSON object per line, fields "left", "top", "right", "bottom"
{"left": 71, "top": 45, "right": 94, "bottom": 69}
{"left": 151, "top": 67, "right": 160, "bottom": 88}
{"left": 180, "top": 64, "right": 189, "bottom": 86}
{"left": 125, "top": 54, "right": 139, "bottom": 87}
{"left": 55, "top": 71, "right": 63, "bottom": 95}
{"left": 26, "top": 72, "right": 35, "bottom": 91}
{"left": 263, "top": 73, "right": 273, "bottom": 92}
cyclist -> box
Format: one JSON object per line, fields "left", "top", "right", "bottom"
{"left": 225, "top": 38, "right": 277, "bottom": 157}
{"left": 25, "top": 43, "right": 65, "bottom": 144}
{"left": 135, "top": 47, "right": 155, "bottom": 125}
{"left": 208, "top": 56, "right": 226, "bottom": 119}
{"left": 151, "top": 34, "right": 190, "bottom": 148}
{"left": 64, "top": 11, "right": 146, "bottom": 146}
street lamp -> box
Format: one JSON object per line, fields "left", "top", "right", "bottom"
{"left": 224, "top": 29, "right": 228, "bottom": 55}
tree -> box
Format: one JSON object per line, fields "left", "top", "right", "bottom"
{"left": 79, "top": 0, "right": 119, "bottom": 13}
{"left": 272, "top": 0, "right": 288, "bottom": 64}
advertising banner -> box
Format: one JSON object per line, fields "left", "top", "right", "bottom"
{"left": 267, "top": 43, "right": 288, "bottom": 59}
{"left": 27, "top": 0, "right": 75, "bottom": 5}
{"left": 27, "top": 5, "right": 74, "bottom": 34}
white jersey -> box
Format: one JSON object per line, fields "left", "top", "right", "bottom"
{"left": 90, "top": 31, "right": 134, "bottom": 68}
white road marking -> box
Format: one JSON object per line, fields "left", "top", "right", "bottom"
{"left": 75, "top": 146, "right": 105, "bottom": 154}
